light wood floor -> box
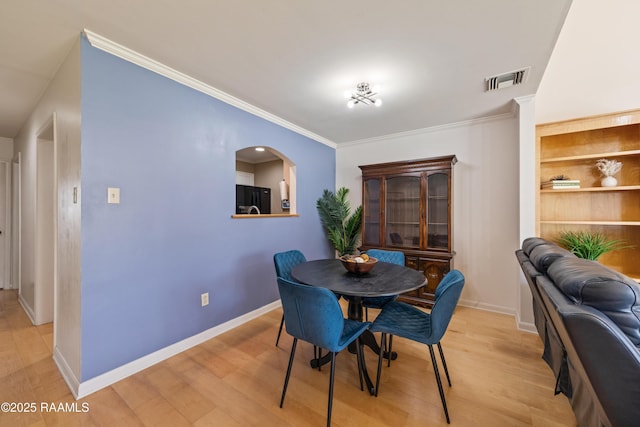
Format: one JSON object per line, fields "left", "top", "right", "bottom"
{"left": 0, "top": 289, "right": 576, "bottom": 426}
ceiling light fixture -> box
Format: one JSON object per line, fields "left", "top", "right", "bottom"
{"left": 345, "top": 82, "right": 382, "bottom": 108}
{"left": 255, "top": 147, "right": 265, "bottom": 151}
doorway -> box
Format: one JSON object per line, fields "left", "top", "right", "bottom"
{"left": 34, "top": 116, "right": 56, "bottom": 327}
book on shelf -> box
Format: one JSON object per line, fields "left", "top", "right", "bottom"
{"left": 541, "top": 179, "right": 581, "bottom": 189}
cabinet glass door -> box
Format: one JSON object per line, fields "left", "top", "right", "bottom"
{"left": 363, "top": 178, "right": 381, "bottom": 246}
{"left": 386, "top": 175, "right": 420, "bottom": 249}
{"left": 427, "top": 172, "right": 449, "bottom": 250}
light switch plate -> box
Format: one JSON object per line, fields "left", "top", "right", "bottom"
{"left": 107, "top": 187, "right": 120, "bottom": 204}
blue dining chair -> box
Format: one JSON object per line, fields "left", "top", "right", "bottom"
{"left": 273, "top": 250, "right": 307, "bottom": 347}
{"left": 362, "top": 249, "right": 405, "bottom": 366}
{"left": 362, "top": 249, "right": 405, "bottom": 321}
{"left": 370, "top": 269, "right": 465, "bottom": 424}
{"left": 277, "top": 277, "right": 371, "bottom": 427}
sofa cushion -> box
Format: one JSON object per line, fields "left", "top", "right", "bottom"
{"left": 548, "top": 257, "right": 640, "bottom": 346}
{"left": 522, "top": 237, "right": 550, "bottom": 256}
{"left": 529, "top": 243, "right": 575, "bottom": 273}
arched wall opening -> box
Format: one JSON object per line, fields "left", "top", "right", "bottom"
{"left": 234, "top": 146, "right": 297, "bottom": 216}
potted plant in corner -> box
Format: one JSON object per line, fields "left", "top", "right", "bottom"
{"left": 557, "top": 230, "right": 631, "bottom": 261}
{"left": 316, "top": 187, "right": 363, "bottom": 256}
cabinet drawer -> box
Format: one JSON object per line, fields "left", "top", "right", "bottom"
{"left": 400, "top": 255, "right": 452, "bottom": 307}
{"left": 419, "top": 257, "right": 451, "bottom": 295}
{"left": 405, "top": 256, "right": 420, "bottom": 270}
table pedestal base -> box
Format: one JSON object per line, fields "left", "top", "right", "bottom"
{"left": 309, "top": 330, "right": 396, "bottom": 395}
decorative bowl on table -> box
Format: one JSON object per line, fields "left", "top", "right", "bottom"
{"left": 339, "top": 254, "right": 378, "bottom": 274}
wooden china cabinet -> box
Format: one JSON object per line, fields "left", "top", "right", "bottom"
{"left": 359, "top": 155, "right": 456, "bottom": 307}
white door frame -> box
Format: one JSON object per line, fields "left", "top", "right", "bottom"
{"left": 12, "top": 153, "right": 21, "bottom": 292}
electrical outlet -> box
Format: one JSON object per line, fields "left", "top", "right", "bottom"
{"left": 107, "top": 187, "right": 120, "bottom": 204}
{"left": 201, "top": 292, "right": 209, "bottom": 307}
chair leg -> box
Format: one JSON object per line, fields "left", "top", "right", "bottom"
{"left": 275, "top": 314, "right": 285, "bottom": 346}
{"left": 365, "top": 307, "right": 369, "bottom": 322}
{"left": 437, "top": 342, "right": 451, "bottom": 387}
{"left": 280, "top": 338, "right": 298, "bottom": 408}
{"left": 428, "top": 345, "right": 450, "bottom": 424}
{"left": 375, "top": 333, "right": 386, "bottom": 397}
{"left": 387, "top": 334, "right": 393, "bottom": 367}
{"left": 355, "top": 337, "right": 364, "bottom": 391}
{"left": 327, "top": 352, "right": 336, "bottom": 427}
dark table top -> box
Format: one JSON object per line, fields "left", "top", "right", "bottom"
{"left": 291, "top": 259, "right": 426, "bottom": 297}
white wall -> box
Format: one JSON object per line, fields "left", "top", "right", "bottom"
{"left": 0, "top": 137, "right": 14, "bottom": 158}
{"left": 13, "top": 38, "right": 82, "bottom": 379}
{"left": 337, "top": 114, "right": 521, "bottom": 314}
{"left": 536, "top": 0, "right": 640, "bottom": 124}
{"left": 516, "top": 96, "right": 536, "bottom": 331}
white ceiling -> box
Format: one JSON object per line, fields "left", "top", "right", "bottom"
{"left": 1, "top": 0, "right": 571, "bottom": 143}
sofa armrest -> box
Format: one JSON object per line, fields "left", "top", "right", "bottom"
{"left": 548, "top": 257, "right": 640, "bottom": 346}
{"left": 562, "top": 304, "right": 640, "bottom": 426}
{"left": 539, "top": 277, "right": 640, "bottom": 426}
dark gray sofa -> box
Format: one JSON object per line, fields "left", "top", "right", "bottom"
{"left": 516, "top": 237, "right": 640, "bottom": 427}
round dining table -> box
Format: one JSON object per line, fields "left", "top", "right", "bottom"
{"left": 291, "top": 258, "right": 426, "bottom": 394}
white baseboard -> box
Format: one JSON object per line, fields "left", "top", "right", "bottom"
{"left": 458, "top": 298, "right": 537, "bottom": 334}
{"left": 18, "top": 293, "right": 36, "bottom": 325}
{"left": 53, "top": 346, "right": 81, "bottom": 399}
{"left": 458, "top": 298, "right": 515, "bottom": 316}
{"left": 517, "top": 321, "right": 537, "bottom": 334}
{"left": 55, "top": 296, "right": 537, "bottom": 399}
{"left": 515, "top": 312, "right": 537, "bottom": 334}
{"left": 73, "top": 300, "right": 282, "bottom": 399}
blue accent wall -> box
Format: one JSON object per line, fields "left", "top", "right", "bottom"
{"left": 80, "top": 38, "right": 335, "bottom": 380}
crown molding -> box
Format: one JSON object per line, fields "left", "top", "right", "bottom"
{"left": 83, "top": 29, "right": 336, "bottom": 149}
{"left": 514, "top": 94, "right": 536, "bottom": 113}
{"left": 339, "top": 111, "right": 516, "bottom": 149}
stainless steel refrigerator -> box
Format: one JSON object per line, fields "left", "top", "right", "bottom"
{"left": 236, "top": 184, "right": 271, "bottom": 214}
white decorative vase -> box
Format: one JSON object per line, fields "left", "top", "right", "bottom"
{"left": 601, "top": 176, "right": 618, "bottom": 187}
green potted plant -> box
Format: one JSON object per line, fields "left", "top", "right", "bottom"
{"left": 557, "top": 230, "right": 630, "bottom": 261}
{"left": 316, "top": 187, "right": 363, "bottom": 256}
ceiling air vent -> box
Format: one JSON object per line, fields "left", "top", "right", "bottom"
{"left": 485, "top": 67, "right": 530, "bottom": 91}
